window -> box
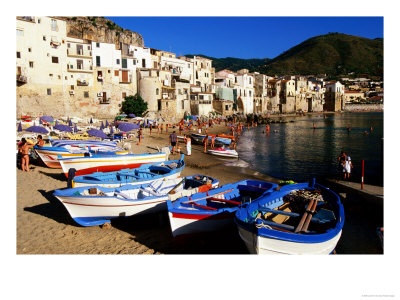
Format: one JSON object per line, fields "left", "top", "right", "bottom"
{"left": 122, "top": 58, "right": 127, "bottom": 69}
{"left": 142, "top": 59, "right": 146, "bottom": 68}
{"left": 51, "top": 19, "right": 57, "bottom": 31}
{"left": 37, "top": 18, "right": 41, "bottom": 24}
{"left": 116, "top": 59, "right": 120, "bottom": 65}
{"left": 28, "top": 48, "right": 32, "bottom": 52}
{"left": 96, "top": 42, "right": 100, "bottom": 48}
{"left": 114, "top": 70, "right": 119, "bottom": 76}
{"left": 16, "top": 52, "right": 21, "bottom": 59}
{"left": 249, "top": 91, "right": 252, "bottom": 97}
{"left": 71, "top": 85, "right": 74, "bottom": 90}
{"left": 84, "top": 91, "right": 89, "bottom": 98}
{"left": 108, "top": 70, "right": 111, "bottom": 73}
{"left": 16, "top": 29, "right": 23, "bottom": 36}
{"left": 156, "top": 88, "right": 159, "bottom": 96}
{"left": 133, "top": 60, "right": 136, "bottom": 65}
{"left": 182, "top": 100, "right": 184, "bottom": 109}
{"left": 122, "top": 92, "right": 127, "bottom": 99}
{"left": 88, "top": 45, "right": 91, "bottom": 50}
{"left": 47, "top": 89, "right": 52, "bottom": 95}
{"left": 67, "top": 43, "right": 70, "bottom": 48}
{"left": 43, "top": 36, "right": 46, "bottom": 41}
{"left": 96, "top": 56, "right": 101, "bottom": 67}
{"left": 52, "top": 56, "right": 59, "bottom": 63}
{"left": 49, "top": 74, "right": 53, "bottom": 77}
{"left": 29, "top": 61, "right": 34, "bottom": 68}
{"left": 77, "top": 59, "right": 83, "bottom": 70}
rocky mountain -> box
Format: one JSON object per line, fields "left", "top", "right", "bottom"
{"left": 60, "top": 16, "right": 144, "bottom": 47}
{"left": 188, "top": 33, "right": 383, "bottom": 77}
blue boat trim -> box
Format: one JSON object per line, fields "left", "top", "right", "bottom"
{"left": 234, "top": 179, "right": 345, "bottom": 244}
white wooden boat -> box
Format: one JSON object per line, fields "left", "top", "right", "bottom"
{"left": 53, "top": 174, "right": 219, "bottom": 227}
{"left": 59, "top": 152, "right": 168, "bottom": 178}
{"left": 234, "top": 179, "right": 345, "bottom": 255}
{"left": 207, "top": 147, "right": 238, "bottom": 158}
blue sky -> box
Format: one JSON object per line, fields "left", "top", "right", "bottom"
{"left": 107, "top": 16, "right": 383, "bottom": 59}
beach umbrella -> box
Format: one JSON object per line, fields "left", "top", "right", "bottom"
{"left": 39, "top": 118, "right": 42, "bottom": 125}
{"left": 55, "top": 120, "right": 59, "bottom": 126}
{"left": 68, "top": 119, "right": 73, "bottom": 126}
{"left": 105, "top": 120, "right": 109, "bottom": 127}
{"left": 26, "top": 125, "right": 49, "bottom": 134}
{"left": 90, "top": 117, "right": 93, "bottom": 124}
{"left": 118, "top": 122, "right": 139, "bottom": 132}
{"left": 74, "top": 123, "right": 78, "bottom": 133}
{"left": 40, "top": 115, "right": 54, "bottom": 123}
{"left": 54, "top": 124, "right": 73, "bottom": 132}
{"left": 87, "top": 128, "right": 108, "bottom": 139}
{"left": 128, "top": 113, "right": 136, "bottom": 118}
{"left": 100, "top": 121, "right": 104, "bottom": 130}
{"left": 17, "top": 122, "right": 22, "bottom": 132}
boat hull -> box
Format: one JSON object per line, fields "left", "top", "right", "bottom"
{"left": 168, "top": 210, "right": 234, "bottom": 238}
{"left": 59, "top": 153, "right": 168, "bottom": 178}
{"left": 237, "top": 226, "right": 342, "bottom": 254}
{"left": 207, "top": 149, "right": 238, "bottom": 158}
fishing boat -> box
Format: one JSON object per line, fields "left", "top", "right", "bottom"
{"left": 167, "top": 180, "right": 277, "bottom": 238}
{"left": 34, "top": 145, "right": 128, "bottom": 168}
{"left": 59, "top": 152, "right": 168, "bottom": 178}
{"left": 190, "top": 133, "right": 231, "bottom": 146}
{"left": 49, "top": 138, "right": 117, "bottom": 148}
{"left": 53, "top": 174, "right": 219, "bottom": 227}
{"left": 71, "top": 154, "right": 185, "bottom": 188}
{"left": 207, "top": 147, "right": 238, "bottom": 158}
{"left": 234, "top": 179, "right": 345, "bottom": 255}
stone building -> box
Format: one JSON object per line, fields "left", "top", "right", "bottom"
{"left": 324, "top": 81, "right": 345, "bottom": 111}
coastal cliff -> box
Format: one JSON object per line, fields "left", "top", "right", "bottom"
{"left": 60, "top": 16, "right": 144, "bottom": 47}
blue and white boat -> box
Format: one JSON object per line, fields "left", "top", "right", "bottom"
{"left": 234, "top": 179, "right": 345, "bottom": 255}
{"left": 53, "top": 174, "right": 219, "bottom": 227}
{"left": 190, "top": 133, "right": 231, "bottom": 146}
{"left": 167, "top": 180, "right": 277, "bottom": 238}
{"left": 72, "top": 154, "right": 185, "bottom": 188}
{"left": 34, "top": 144, "right": 128, "bottom": 168}
{"left": 49, "top": 138, "right": 117, "bottom": 148}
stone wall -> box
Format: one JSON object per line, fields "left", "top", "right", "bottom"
{"left": 344, "top": 103, "right": 384, "bottom": 111}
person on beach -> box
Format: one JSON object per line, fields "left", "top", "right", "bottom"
{"left": 347, "top": 125, "right": 351, "bottom": 133}
{"left": 202, "top": 135, "right": 209, "bottom": 153}
{"left": 19, "top": 138, "right": 34, "bottom": 172}
{"left": 149, "top": 124, "right": 152, "bottom": 136}
{"left": 169, "top": 131, "right": 178, "bottom": 155}
{"left": 344, "top": 156, "right": 353, "bottom": 179}
{"left": 211, "top": 136, "right": 215, "bottom": 149}
{"left": 230, "top": 139, "right": 236, "bottom": 150}
{"left": 313, "top": 123, "right": 316, "bottom": 130}
{"left": 137, "top": 127, "right": 143, "bottom": 145}
{"left": 36, "top": 135, "right": 44, "bottom": 147}
{"left": 186, "top": 135, "right": 192, "bottom": 156}
{"left": 266, "top": 124, "right": 270, "bottom": 133}
{"left": 338, "top": 151, "right": 347, "bottom": 179}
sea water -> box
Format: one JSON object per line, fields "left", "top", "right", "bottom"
{"left": 237, "top": 112, "right": 384, "bottom": 186}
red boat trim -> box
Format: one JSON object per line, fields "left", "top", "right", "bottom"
{"left": 171, "top": 212, "right": 233, "bottom": 220}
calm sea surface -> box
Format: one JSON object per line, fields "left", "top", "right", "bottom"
{"left": 236, "top": 112, "right": 384, "bottom": 186}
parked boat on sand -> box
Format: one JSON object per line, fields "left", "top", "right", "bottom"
{"left": 207, "top": 147, "right": 238, "bottom": 158}
{"left": 167, "top": 180, "right": 277, "bottom": 238}
{"left": 34, "top": 145, "right": 128, "bottom": 168}
{"left": 71, "top": 154, "right": 185, "bottom": 188}
{"left": 53, "top": 174, "right": 219, "bottom": 227}
{"left": 234, "top": 179, "right": 345, "bottom": 254}
{"left": 59, "top": 152, "right": 168, "bottom": 178}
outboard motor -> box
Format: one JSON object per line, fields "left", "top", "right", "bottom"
{"left": 67, "top": 168, "right": 77, "bottom": 188}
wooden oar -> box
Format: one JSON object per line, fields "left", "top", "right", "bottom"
{"left": 294, "top": 199, "right": 315, "bottom": 233}
{"left": 300, "top": 199, "right": 318, "bottom": 232}
{"left": 181, "top": 189, "right": 234, "bottom": 204}
{"left": 168, "top": 178, "right": 185, "bottom": 195}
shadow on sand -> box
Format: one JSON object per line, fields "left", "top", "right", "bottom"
{"left": 38, "top": 170, "right": 66, "bottom": 182}
{"left": 23, "top": 189, "right": 78, "bottom": 227}
{"left": 110, "top": 212, "right": 249, "bottom": 254}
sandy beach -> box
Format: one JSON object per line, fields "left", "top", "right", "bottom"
{"left": 16, "top": 122, "right": 280, "bottom": 254}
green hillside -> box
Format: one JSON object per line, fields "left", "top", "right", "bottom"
{"left": 186, "top": 33, "right": 383, "bottom": 77}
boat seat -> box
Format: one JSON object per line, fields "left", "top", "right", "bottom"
{"left": 188, "top": 201, "right": 217, "bottom": 211}
{"left": 208, "top": 197, "right": 241, "bottom": 206}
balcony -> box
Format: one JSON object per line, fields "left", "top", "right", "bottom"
{"left": 77, "top": 79, "right": 89, "bottom": 86}
{"left": 17, "top": 74, "right": 27, "bottom": 84}
{"left": 67, "top": 64, "right": 93, "bottom": 73}
{"left": 99, "top": 98, "right": 111, "bottom": 104}
{"left": 17, "top": 16, "right": 35, "bottom": 23}
{"left": 67, "top": 48, "right": 92, "bottom": 58}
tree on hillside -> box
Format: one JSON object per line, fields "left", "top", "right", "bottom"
{"left": 120, "top": 94, "right": 148, "bottom": 117}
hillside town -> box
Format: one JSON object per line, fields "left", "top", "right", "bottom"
{"left": 16, "top": 16, "right": 384, "bottom": 121}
